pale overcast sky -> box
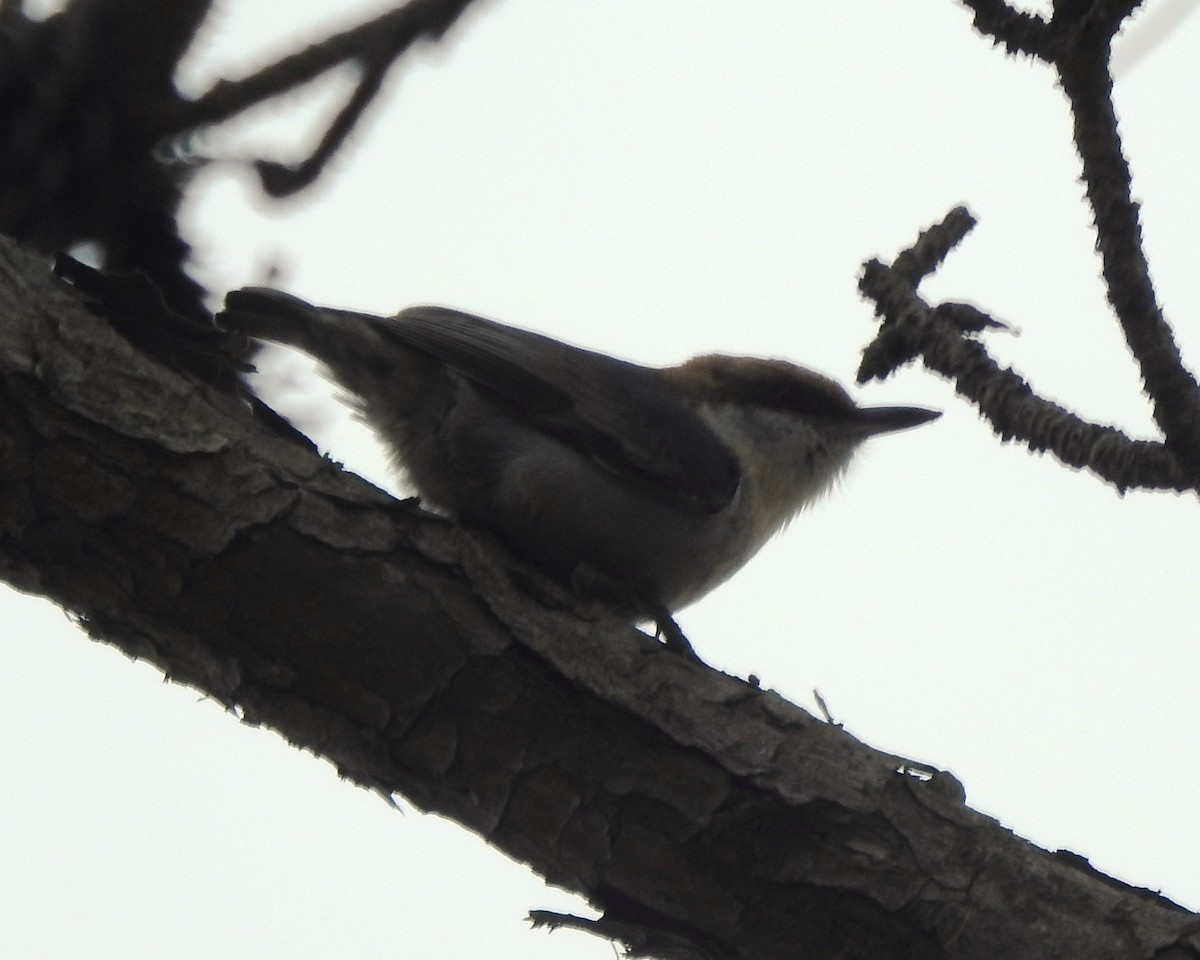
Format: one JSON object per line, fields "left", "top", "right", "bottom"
{"left": 3, "top": 2, "right": 1199, "bottom": 958}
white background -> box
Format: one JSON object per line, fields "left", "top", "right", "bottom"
{"left": 3, "top": 1, "right": 1199, "bottom": 957}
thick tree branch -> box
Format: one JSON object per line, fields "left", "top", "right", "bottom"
{"left": 3, "top": 238, "right": 1198, "bottom": 959}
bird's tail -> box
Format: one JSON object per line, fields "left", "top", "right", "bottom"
{"left": 219, "top": 287, "right": 386, "bottom": 366}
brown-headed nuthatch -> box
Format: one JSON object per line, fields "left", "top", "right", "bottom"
{"left": 220, "top": 288, "right": 939, "bottom": 658}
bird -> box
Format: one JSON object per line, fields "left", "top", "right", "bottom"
{"left": 219, "top": 288, "right": 939, "bottom": 659}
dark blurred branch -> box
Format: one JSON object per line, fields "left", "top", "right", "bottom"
{"left": 0, "top": 0, "right": 489, "bottom": 319}
{"left": 252, "top": 52, "right": 392, "bottom": 198}
{"left": 0, "top": 0, "right": 214, "bottom": 316}
{"left": 189, "top": 0, "right": 481, "bottom": 125}
{"left": 187, "top": 0, "right": 489, "bottom": 197}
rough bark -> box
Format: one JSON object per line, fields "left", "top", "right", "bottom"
{"left": 2, "top": 236, "right": 1197, "bottom": 960}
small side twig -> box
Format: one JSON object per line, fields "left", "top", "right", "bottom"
{"left": 857, "top": 206, "right": 977, "bottom": 381}
{"left": 529, "top": 910, "right": 733, "bottom": 960}
{"left": 812, "top": 688, "right": 841, "bottom": 728}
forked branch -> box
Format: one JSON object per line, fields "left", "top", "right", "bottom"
{"left": 859, "top": 0, "right": 1200, "bottom": 492}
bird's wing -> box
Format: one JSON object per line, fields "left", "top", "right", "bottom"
{"left": 383, "top": 305, "right": 741, "bottom": 512}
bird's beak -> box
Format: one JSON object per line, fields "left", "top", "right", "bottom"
{"left": 847, "top": 405, "right": 942, "bottom": 440}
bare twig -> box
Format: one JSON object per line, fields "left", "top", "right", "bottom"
{"left": 889, "top": 205, "right": 977, "bottom": 287}
{"left": 859, "top": 224, "right": 1190, "bottom": 493}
